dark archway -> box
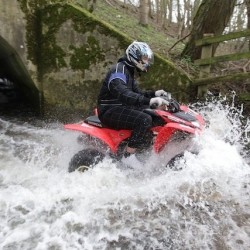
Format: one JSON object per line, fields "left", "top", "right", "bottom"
{"left": 0, "top": 35, "right": 41, "bottom": 115}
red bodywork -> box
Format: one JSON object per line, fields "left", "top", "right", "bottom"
{"left": 64, "top": 105, "right": 205, "bottom": 154}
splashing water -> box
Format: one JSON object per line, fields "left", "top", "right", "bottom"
{"left": 0, "top": 98, "right": 249, "bottom": 250}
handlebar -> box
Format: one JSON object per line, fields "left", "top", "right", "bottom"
{"left": 150, "top": 103, "right": 159, "bottom": 109}
{"left": 168, "top": 99, "right": 180, "bottom": 113}
{"left": 150, "top": 98, "right": 180, "bottom": 113}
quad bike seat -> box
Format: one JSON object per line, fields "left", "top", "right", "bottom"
{"left": 143, "top": 108, "right": 159, "bottom": 117}
{"left": 85, "top": 115, "right": 104, "bottom": 128}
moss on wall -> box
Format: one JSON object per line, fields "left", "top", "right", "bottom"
{"left": 16, "top": 1, "right": 191, "bottom": 117}
{"left": 38, "top": 3, "right": 131, "bottom": 74}
{"left": 140, "top": 55, "right": 192, "bottom": 101}
{"left": 69, "top": 35, "right": 105, "bottom": 70}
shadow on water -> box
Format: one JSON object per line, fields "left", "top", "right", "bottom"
{"left": 0, "top": 77, "right": 39, "bottom": 121}
{"left": 0, "top": 77, "right": 86, "bottom": 127}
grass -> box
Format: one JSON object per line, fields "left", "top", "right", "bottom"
{"left": 92, "top": 1, "right": 185, "bottom": 59}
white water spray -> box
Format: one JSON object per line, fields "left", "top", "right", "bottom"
{"left": 0, "top": 98, "right": 249, "bottom": 250}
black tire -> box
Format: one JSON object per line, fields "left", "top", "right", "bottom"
{"left": 68, "top": 148, "right": 104, "bottom": 173}
{"left": 166, "top": 153, "right": 185, "bottom": 171}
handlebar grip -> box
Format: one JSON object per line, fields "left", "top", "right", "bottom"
{"left": 150, "top": 103, "right": 158, "bottom": 109}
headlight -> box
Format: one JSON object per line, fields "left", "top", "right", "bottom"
{"left": 191, "top": 121, "right": 200, "bottom": 128}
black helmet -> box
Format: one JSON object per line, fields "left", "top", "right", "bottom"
{"left": 126, "top": 41, "right": 154, "bottom": 72}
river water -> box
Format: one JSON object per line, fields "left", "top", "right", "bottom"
{"left": 0, "top": 97, "right": 249, "bottom": 250}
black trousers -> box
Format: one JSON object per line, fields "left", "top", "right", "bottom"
{"left": 99, "top": 106, "right": 152, "bottom": 149}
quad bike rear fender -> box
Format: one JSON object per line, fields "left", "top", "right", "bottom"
{"left": 64, "top": 122, "right": 131, "bottom": 153}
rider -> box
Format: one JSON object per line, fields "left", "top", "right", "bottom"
{"left": 97, "top": 41, "right": 171, "bottom": 157}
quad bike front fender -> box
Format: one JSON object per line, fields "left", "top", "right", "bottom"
{"left": 153, "top": 122, "right": 199, "bottom": 153}
{"left": 64, "top": 122, "right": 131, "bottom": 153}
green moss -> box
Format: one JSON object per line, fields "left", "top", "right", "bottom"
{"left": 17, "top": 1, "right": 40, "bottom": 65}
{"left": 38, "top": 3, "right": 127, "bottom": 73}
{"left": 16, "top": 0, "right": 192, "bottom": 116}
{"left": 44, "top": 76, "right": 101, "bottom": 111}
{"left": 70, "top": 35, "right": 105, "bottom": 70}
{"left": 94, "top": 1, "right": 184, "bottom": 57}
{"left": 239, "top": 93, "right": 250, "bottom": 101}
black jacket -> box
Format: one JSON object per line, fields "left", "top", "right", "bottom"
{"left": 97, "top": 57, "right": 155, "bottom": 116}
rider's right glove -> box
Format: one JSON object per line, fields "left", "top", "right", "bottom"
{"left": 155, "top": 90, "right": 172, "bottom": 100}
{"left": 150, "top": 97, "right": 169, "bottom": 108}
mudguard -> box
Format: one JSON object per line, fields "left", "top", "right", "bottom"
{"left": 154, "top": 126, "right": 176, "bottom": 153}
{"left": 64, "top": 122, "right": 131, "bottom": 153}
{"left": 153, "top": 122, "right": 200, "bottom": 153}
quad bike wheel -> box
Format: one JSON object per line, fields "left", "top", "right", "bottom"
{"left": 166, "top": 153, "right": 185, "bottom": 171}
{"left": 68, "top": 148, "right": 105, "bottom": 172}
{"left": 166, "top": 151, "right": 199, "bottom": 171}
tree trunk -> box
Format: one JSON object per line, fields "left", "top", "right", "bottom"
{"left": 181, "top": 0, "right": 237, "bottom": 61}
{"left": 245, "top": 0, "right": 250, "bottom": 50}
{"left": 155, "top": 0, "right": 160, "bottom": 24}
{"left": 184, "top": 0, "right": 191, "bottom": 30}
{"left": 176, "top": 0, "right": 184, "bottom": 38}
{"left": 236, "top": 3, "right": 245, "bottom": 31}
{"left": 161, "top": 0, "right": 168, "bottom": 29}
{"left": 167, "top": 0, "right": 173, "bottom": 24}
{"left": 191, "top": 0, "right": 201, "bottom": 21}
{"left": 139, "top": 0, "right": 149, "bottom": 26}
{"left": 148, "top": 0, "right": 153, "bottom": 19}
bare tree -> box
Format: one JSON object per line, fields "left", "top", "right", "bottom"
{"left": 184, "top": 0, "right": 192, "bottom": 30}
{"left": 139, "top": 0, "right": 149, "bottom": 26}
{"left": 176, "top": 0, "right": 185, "bottom": 38}
{"left": 161, "top": 0, "right": 167, "bottom": 28}
{"left": 181, "top": 0, "right": 237, "bottom": 61}
{"left": 245, "top": 0, "right": 250, "bottom": 50}
{"left": 155, "top": 0, "right": 160, "bottom": 23}
{"left": 167, "top": 0, "right": 173, "bottom": 24}
{"left": 148, "top": 0, "right": 153, "bottom": 19}
{"left": 191, "top": 0, "right": 201, "bottom": 18}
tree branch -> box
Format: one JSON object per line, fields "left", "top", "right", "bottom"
{"left": 168, "top": 32, "right": 191, "bottom": 53}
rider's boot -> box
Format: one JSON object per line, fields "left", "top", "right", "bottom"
{"left": 121, "top": 146, "right": 146, "bottom": 168}
{"left": 121, "top": 152, "right": 142, "bottom": 168}
{"left": 125, "top": 146, "right": 136, "bottom": 155}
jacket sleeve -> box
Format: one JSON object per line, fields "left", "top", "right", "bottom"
{"left": 133, "top": 81, "right": 155, "bottom": 98}
{"left": 109, "top": 79, "right": 150, "bottom": 106}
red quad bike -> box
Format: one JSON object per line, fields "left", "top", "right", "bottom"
{"left": 64, "top": 98, "right": 205, "bottom": 172}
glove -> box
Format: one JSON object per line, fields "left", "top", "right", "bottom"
{"left": 150, "top": 97, "right": 169, "bottom": 108}
{"left": 155, "top": 90, "right": 171, "bottom": 100}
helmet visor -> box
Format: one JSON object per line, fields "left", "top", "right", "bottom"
{"left": 142, "top": 53, "right": 154, "bottom": 66}
{"left": 141, "top": 46, "right": 154, "bottom": 66}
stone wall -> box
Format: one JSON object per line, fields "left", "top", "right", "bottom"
{"left": 38, "top": 3, "right": 191, "bottom": 116}
{"left": 0, "top": 1, "right": 191, "bottom": 118}
{"left": 0, "top": 0, "right": 40, "bottom": 108}
{"left": 0, "top": 0, "right": 28, "bottom": 66}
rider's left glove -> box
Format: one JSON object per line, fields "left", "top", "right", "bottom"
{"left": 150, "top": 97, "right": 169, "bottom": 108}
{"left": 155, "top": 90, "right": 171, "bottom": 100}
